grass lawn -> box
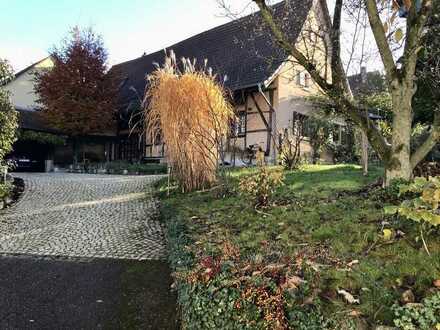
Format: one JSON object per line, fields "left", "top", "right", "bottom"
{"left": 157, "top": 165, "right": 440, "bottom": 329}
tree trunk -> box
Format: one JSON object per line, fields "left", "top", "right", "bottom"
{"left": 361, "top": 130, "right": 369, "bottom": 176}
{"left": 385, "top": 87, "right": 414, "bottom": 185}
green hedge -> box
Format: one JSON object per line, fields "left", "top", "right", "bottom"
{"left": 106, "top": 161, "right": 168, "bottom": 175}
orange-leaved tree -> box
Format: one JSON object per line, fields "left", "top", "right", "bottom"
{"left": 35, "top": 27, "right": 118, "bottom": 163}
{"left": 144, "top": 52, "right": 235, "bottom": 192}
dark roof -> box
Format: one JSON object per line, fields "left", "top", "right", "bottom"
{"left": 16, "top": 108, "right": 59, "bottom": 134}
{"left": 13, "top": 57, "right": 51, "bottom": 80}
{"left": 110, "top": 0, "right": 314, "bottom": 108}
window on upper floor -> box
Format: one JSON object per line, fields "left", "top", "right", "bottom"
{"left": 296, "top": 71, "right": 311, "bottom": 88}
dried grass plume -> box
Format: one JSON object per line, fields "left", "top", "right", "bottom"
{"left": 144, "top": 51, "right": 234, "bottom": 192}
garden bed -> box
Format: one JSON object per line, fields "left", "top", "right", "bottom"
{"left": 156, "top": 165, "right": 440, "bottom": 329}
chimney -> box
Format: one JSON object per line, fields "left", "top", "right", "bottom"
{"left": 360, "top": 66, "right": 367, "bottom": 84}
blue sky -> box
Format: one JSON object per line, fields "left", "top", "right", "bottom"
{"left": 1, "top": 0, "right": 380, "bottom": 75}
{"left": 1, "top": 0, "right": 251, "bottom": 71}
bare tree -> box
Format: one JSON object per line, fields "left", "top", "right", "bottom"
{"left": 219, "top": 0, "right": 437, "bottom": 185}
{"left": 278, "top": 114, "right": 306, "bottom": 169}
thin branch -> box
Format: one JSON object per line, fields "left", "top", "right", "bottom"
{"left": 365, "top": 0, "right": 397, "bottom": 84}
{"left": 411, "top": 112, "right": 440, "bottom": 169}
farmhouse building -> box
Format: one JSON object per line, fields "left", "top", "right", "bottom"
{"left": 111, "top": 0, "right": 345, "bottom": 164}
{"left": 5, "top": 0, "right": 348, "bottom": 169}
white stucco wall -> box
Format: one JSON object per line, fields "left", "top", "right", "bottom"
{"left": 3, "top": 57, "right": 53, "bottom": 110}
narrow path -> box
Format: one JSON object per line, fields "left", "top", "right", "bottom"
{"left": 0, "top": 173, "right": 178, "bottom": 329}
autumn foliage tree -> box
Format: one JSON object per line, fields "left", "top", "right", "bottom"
{"left": 35, "top": 27, "right": 118, "bottom": 163}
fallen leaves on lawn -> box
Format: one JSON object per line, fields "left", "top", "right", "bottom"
{"left": 347, "top": 259, "right": 359, "bottom": 267}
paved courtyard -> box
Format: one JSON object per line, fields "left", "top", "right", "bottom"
{"left": 0, "top": 173, "right": 178, "bottom": 329}
{"left": 0, "top": 173, "right": 167, "bottom": 260}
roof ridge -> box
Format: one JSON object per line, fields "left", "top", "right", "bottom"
{"left": 13, "top": 56, "right": 52, "bottom": 79}
{"left": 112, "top": 0, "right": 287, "bottom": 68}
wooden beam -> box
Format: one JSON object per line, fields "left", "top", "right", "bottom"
{"left": 250, "top": 93, "right": 270, "bottom": 129}
{"left": 250, "top": 92, "right": 273, "bottom": 156}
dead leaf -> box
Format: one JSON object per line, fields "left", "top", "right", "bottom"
{"left": 403, "top": 0, "right": 412, "bottom": 9}
{"left": 263, "top": 263, "right": 285, "bottom": 272}
{"left": 383, "top": 22, "right": 389, "bottom": 34}
{"left": 401, "top": 289, "right": 415, "bottom": 304}
{"left": 433, "top": 279, "right": 440, "bottom": 288}
{"left": 282, "top": 276, "right": 304, "bottom": 290}
{"left": 338, "top": 289, "right": 360, "bottom": 305}
{"left": 383, "top": 229, "right": 393, "bottom": 241}
{"left": 395, "top": 28, "right": 404, "bottom": 43}
{"left": 396, "top": 230, "right": 406, "bottom": 238}
{"left": 347, "top": 260, "right": 359, "bottom": 267}
{"left": 349, "top": 310, "right": 362, "bottom": 317}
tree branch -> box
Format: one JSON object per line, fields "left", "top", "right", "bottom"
{"left": 411, "top": 111, "right": 440, "bottom": 169}
{"left": 331, "top": 0, "right": 355, "bottom": 98}
{"left": 402, "top": 0, "right": 433, "bottom": 82}
{"left": 365, "top": 0, "right": 397, "bottom": 84}
{"left": 252, "top": 0, "right": 391, "bottom": 163}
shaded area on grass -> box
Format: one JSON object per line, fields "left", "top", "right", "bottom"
{"left": 0, "top": 256, "right": 179, "bottom": 329}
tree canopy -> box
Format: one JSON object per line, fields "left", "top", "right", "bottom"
{"left": 35, "top": 27, "right": 118, "bottom": 137}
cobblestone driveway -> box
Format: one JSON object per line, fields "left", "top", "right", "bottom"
{"left": 0, "top": 173, "right": 166, "bottom": 260}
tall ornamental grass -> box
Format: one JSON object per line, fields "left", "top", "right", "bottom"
{"left": 144, "top": 52, "right": 234, "bottom": 192}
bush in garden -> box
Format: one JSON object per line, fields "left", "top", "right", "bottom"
{"left": 278, "top": 115, "right": 305, "bottom": 170}
{"left": 239, "top": 164, "right": 284, "bottom": 208}
{"left": 385, "top": 176, "right": 440, "bottom": 254}
{"left": 144, "top": 51, "right": 234, "bottom": 192}
{"left": 0, "top": 59, "right": 18, "bottom": 170}
{"left": 385, "top": 177, "right": 440, "bottom": 226}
